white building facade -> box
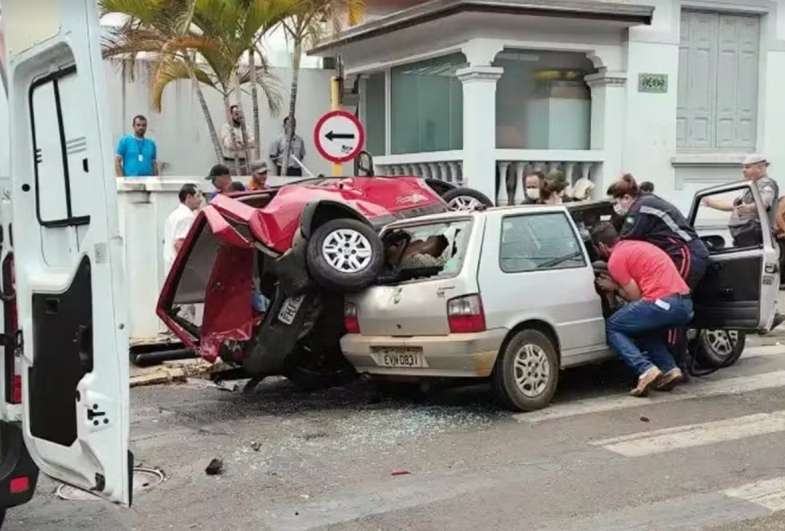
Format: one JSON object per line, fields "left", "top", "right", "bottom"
{"left": 310, "top": 0, "right": 785, "bottom": 211}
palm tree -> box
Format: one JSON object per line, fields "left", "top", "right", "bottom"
{"left": 278, "top": 0, "right": 366, "bottom": 176}
{"left": 102, "top": 0, "right": 295, "bottom": 172}
{"left": 101, "top": 0, "right": 225, "bottom": 162}
{"left": 192, "top": 0, "right": 295, "bottom": 169}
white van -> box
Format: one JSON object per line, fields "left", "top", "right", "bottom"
{"left": 0, "top": 0, "right": 132, "bottom": 524}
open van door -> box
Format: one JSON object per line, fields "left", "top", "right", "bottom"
{"left": 1, "top": 0, "right": 132, "bottom": 505}
{"left": 689, "top": 181, "right": 780, "bottom": 333}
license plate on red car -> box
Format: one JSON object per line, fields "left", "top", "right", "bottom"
{"left": 278, "top": 295, "right": 304, "bottom": 325}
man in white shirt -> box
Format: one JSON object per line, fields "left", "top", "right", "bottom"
{"left": 163, "top": 184, "right": 201, "bottom": 324}
{"left": 221, "top": 105, "right": 255, "bottom": 175}
{"left": 163, "top": 183, "right": 201, "bottom": 275}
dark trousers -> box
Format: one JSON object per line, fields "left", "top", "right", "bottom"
{"left": 276, "top": 166, "right": 303, "bottom": 177}
{"left": 667, "top": 242, "right": 709, "bottom": 369}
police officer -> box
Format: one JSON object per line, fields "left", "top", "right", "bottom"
{"left": 702, "top": 153, "right": 779, "bottom": 248}
{"left": 606, "top": 173, "right": 710, "bottom": 379}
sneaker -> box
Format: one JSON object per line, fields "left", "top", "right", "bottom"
{"left": 630, "top": 367, "right": 662, "bottom": 397}
{"left": 656, "top": 368, "right": 684, "bottom": 392}
{"left": 773, "top": 312, "right": 785, "bottom": 330}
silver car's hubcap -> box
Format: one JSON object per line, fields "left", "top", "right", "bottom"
{"left": 448, "top": 196, "right": 482, "bottom": 211}
{"left": 322, "top": 229, "right": 373, "bottom": 273}
{"left": 513, "top": 343, "right": 550, "bottom": 397}
{"left": 704, "top": 330, "right": 738, "bottom": 357}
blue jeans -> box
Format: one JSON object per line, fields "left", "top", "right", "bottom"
{"left": 606, "top": 296, "right": 694, "bottom": 376}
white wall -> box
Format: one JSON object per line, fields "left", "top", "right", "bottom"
{"left": 624, "top": 0, "right": 785, "bottom": 212}
{"left": 104, "top": 60, "right": 342, "bottom": 178}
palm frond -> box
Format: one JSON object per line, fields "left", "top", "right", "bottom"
{"left": 237, "top": 63, "right": 283, "bottom": 115}
{"left": 150, "top": 58, "right": 215, "bottom": 111}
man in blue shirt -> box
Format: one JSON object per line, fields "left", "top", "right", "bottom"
{"left": 115, "top": 115, "right": 159, "bottom": 177}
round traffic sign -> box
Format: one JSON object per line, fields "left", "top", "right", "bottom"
{"left": 313, "top": 110, "right": 366, "bottom": 164}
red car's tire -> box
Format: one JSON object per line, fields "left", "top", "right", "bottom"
{"left": 306, "top": 218, "right": 384, "bottom": 293}
{"left": 441, "top": 187, "right": 494, "bottom": 211}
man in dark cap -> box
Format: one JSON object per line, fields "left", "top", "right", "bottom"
{"left": 205, "top": 164, "right": 233, "bottom": 199}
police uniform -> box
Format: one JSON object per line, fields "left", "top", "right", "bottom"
{"left": 619, "top": 193, "right": 710, "bottom": 290}
{"left": 728, "top": 176, "right": 779, "bottom": 247}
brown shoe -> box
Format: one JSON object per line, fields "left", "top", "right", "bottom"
{"left": 656, "top": 368, "right": 684, "bottom": 392}
{"left": 630, "top": 367, "right": 662, "bottom": 397}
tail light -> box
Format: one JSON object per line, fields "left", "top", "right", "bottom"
{"left": 447, "top": 294, "right": 486, "bottom": 333}
{"left": 344, "top": 302, "right": 360, "bottom": 334}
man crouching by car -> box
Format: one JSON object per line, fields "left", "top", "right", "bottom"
{"left": 591, "top": 222, "right": 693, "bottom": 397}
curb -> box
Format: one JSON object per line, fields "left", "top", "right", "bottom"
{"left": 130, "top": 367, "right": 186, "bottom": 388}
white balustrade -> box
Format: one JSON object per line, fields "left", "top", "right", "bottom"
{"left": 374, "top": 151, "right": 464, "bottom": 186}
{"left": 494, "top": 150, "right": 605, "bottom": 206}
{"left": 373, "top": 150, "right": 605, "bottom": 206}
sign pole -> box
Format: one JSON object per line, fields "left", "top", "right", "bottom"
{"left": 330, "top": 77, "right": 341, "bottom": 177}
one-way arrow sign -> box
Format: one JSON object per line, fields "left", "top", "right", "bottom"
{"left": 314, "top": 110, "right": 365, "bottom": 164}
{"left": 325, "top": 131, "right": 356, "bottom": 141}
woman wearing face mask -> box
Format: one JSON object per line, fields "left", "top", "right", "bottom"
{"left": 607, "top": 174, "right": 708, "bottom": 288}
{"left": 607, "top": 173, "right": 710, "bottom": 378}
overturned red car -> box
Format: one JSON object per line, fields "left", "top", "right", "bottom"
{"left": 157, "top": 170, "right": 491, "bottom": 388}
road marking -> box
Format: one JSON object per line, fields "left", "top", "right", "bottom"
{"left": 515, "top": 370, "right": 785, "bottom": 423}
{"left": 533, "top": 479, "right": 785, "bottom": 531}
{"left": 745, "top": 345, "right": 785, "bottom": 357}
{"left": 592, "top": 410, "right": 785, "bottom": 457}
{"left": 725, "top": 476, "right": 785, "bottom": 512}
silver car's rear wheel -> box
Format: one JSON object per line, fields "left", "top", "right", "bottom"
{"left": 513, "top": 344, "right": 551, "bottom": 398}
{"left": 493, "top": 329, "right": 559, "bottom": 412}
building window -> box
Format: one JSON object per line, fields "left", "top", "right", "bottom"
{"left": 390, "top": 53, "right": 465, "bottom": 154}
{"left": 364, "top": 73, "right": 386, "bottom": 156}
{"left": 495, "top": 50, "right": 594, "bottom": 150}
{"left": 677, "top": 11, "right": 760, "bottom": 151}
{"left": 499, "top": 212, "right": 586, "bottom": 273}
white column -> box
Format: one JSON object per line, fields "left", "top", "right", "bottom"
{"left": 585, "top": 70, "right": 627, "bottom": 195}
{"left": 457, "top": 65, "right": 503, "bottom": 203}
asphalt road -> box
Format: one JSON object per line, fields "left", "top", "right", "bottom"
{"left": 9, "top": 336, "right": 785, "bottom": 531}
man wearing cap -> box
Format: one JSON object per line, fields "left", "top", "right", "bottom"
{"left": 247, "top": 161, "right": 270, "bottom": 191}
{"left": 702, "top": 154, "right": 779, "bottom": 247}
{"left": 205, "top": 163, "right": 234, "bottom": 199}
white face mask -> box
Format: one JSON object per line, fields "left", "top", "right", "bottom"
{"left": 526, "top": 188, "right": 540, "bottom": 200}
{"left": 613, "top": 202, "right": 627, "bottom": 216}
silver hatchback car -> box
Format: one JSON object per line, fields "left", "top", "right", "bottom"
{"left": 340, "top": 181, "right": 780, "bottom": 412}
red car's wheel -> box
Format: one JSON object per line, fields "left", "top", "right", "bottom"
{"left": 441, "top": 187, "right": 494, "bottom": 211}
{"left": 306, "top": 218, "right": 384, "bottom": 293}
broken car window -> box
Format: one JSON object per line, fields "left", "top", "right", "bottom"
{"left": 382, "top": 220, "right": 471, "bottom": 281}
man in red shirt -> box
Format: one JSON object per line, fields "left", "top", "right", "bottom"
{"left": 591, "top": 222, "right": 694, "bottom": 397}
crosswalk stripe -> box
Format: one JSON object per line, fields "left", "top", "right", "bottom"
{"left": 591, "top": 410, "right": 785, "bottom": 457}
{"left": 515, "top": 369, "right": 785, "bottom": 423}
{"left": 725, "top": 477, "right": 785, "bottom": 512}
{"left": 744, "top": 345, "right": 785, "bottom": 357}
{"left": 533, "top": 477, "right": 785, "bottom": 531}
